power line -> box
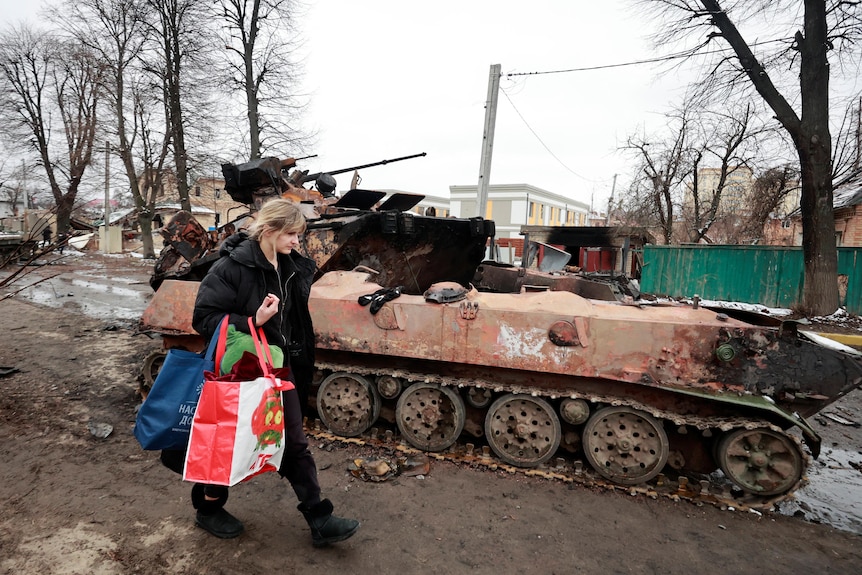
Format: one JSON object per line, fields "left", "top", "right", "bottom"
{"left": 499, "top": 86, "right": 607, "bottom": 184}
{"left": 506, "top": 39, "right": 787, "bottom": 78}
{"left": 507, "top": 50, "right": 701, "bottom": 77}
{"left": 498, "top": 39, "right": 789, "bottom": 185}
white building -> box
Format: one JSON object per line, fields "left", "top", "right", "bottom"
{"left": 0, "top": 196, "right": 26, "bottom": 219}
{"left": 449, "top": 183, "right": 590, "bottom": 239}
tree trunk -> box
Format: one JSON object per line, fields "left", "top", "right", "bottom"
{"left": 797, "top": 0, "right": 839, "bottom": 313}
{"left": 698, "top": 0, "right": 839, "bottom": 315}
{"left": 56, "top": 193, "right": 75, "bottom": 236}
{"left": 137, "top": 209, "right": 155, "bottom": 259}
{"left": 798, "top": 143, "right": 838, "bottom": 313}
{"left": 165, "top": 14, "right": 191, "bottom": 214}
{"left": 245, "top": 0, "right": 262, "bottom": 159}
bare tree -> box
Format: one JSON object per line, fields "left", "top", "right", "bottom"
{"left": 0, "top": 27, "right": 103, "bottom": 234}
{"left": 832, "top": 96, "right": 862, "bottom": 181}
{"left": 733, "top": 165, "right": 799, "bottom": 243}
{"left": 612, "top": 179, "right": 665, "bottom": 237}
{"left": 684, "top": 103, "right": 764, "bottom": 243}
{"left": 631, "top": 91, "right": 794, "bottom": 245}
{"left": 643, "top": 0, "right": 862, "bottom": 314}
{"left": 624, "top": 109, "right": 693, "bottom": 244}
{"left": 145, "top": 0, "right": 212, "bottom": 213}
{"left": 218, "top": 0, "right": 313, "bottom": 159}
{"left": 58, "top": 0, "right": 171, "bottom": 259}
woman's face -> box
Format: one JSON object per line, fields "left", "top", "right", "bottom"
{"left": 273, "top": 229, "right": 302, "bottom": 254}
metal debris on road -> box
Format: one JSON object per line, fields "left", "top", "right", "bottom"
{"left": 88, "top": 421, "right": 114, "bottom": 439}
{"left": 348, "top": 454, "right": 431, "bottom": 482}
{"left": 823, "top": 412, "right": 861, "bottom": 427}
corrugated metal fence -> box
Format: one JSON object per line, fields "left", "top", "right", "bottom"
{"left": 640, "top": 245, "right": 862, "bottom": 314}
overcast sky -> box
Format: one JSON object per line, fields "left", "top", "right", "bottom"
{"left": 0, "top": 1, "right": 805, "bottom": 212}
{"left": 301, "top": 1, "right": 683, "bottom": 211}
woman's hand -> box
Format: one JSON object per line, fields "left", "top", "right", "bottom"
{"left": 255, "top": 293, "right": 280, "bottom": 326}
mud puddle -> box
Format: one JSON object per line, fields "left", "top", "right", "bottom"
{"left": 9, "top": 259, "right": 152, "bottom": 322}
{"left": 777, "top": 448, "right": 862, "bottom": 535}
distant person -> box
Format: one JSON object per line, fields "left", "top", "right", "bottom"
{"left": 57, "top": 231, "right": 68, "bottom": 254}
{"left": 41, "top": 226, "right": 52, "bottom": 247}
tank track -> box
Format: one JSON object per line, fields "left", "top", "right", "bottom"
{"left": 314, "top": 360, "right": 810, "bottom": 512}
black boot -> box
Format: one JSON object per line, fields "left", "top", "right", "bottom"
{"left": 299, "top": 499, "right": 359, "bottom": 547}
{"left": 192, "top": 483, "right": 244, "bottom": 539}
{"left": 195, "top": 508, "right": 245, "bottom": 539}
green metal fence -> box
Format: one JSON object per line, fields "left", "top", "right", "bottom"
{"left": 640, "top": 245, "right": 862, "bottom": 315}
{"left": 839, "top": 249, "right": 862, "bottom": 315}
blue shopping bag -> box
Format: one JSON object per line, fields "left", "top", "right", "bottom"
{"left": 134, "top": 316, "right": 228, "bottom": 450}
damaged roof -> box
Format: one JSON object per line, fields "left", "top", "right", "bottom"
{"left": 833, "top": 170, "right": 862, "bottom": 210}
{"left": 786, "top": 170, "right": 862, "bottom": 217}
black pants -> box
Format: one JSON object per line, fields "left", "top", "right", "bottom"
{"left": 161, "top": 388, "right": 321, "bottom": 514}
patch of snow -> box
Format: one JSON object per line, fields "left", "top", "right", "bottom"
{"left": 812, "top": 308, "right": 852, "bottom": 323}
{"left": 798, "top": 331, "right": 862, "bottom": 356}
{"left": 683, "top": 298, "right": 793, "bottom": 317}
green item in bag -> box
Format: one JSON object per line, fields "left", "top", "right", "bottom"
{"left": 220, "top": 324, "right": 284, "bottom": 375}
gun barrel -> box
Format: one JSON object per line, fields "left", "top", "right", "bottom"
{"left": 301, "top": 152, "right": 427, "bottom": 183}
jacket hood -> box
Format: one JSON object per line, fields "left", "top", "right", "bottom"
{"left": 219, "top": 231, "right": 247, "bottom": 257}
{"left": 220, "top": 232, "right": 267, "bottom": 268}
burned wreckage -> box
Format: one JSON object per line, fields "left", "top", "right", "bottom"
{"left": 141, "top": 155, "right": 862, "bottom": 501}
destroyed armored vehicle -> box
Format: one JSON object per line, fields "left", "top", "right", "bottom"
{"left": 140, "top": 155, "right": 862, "bottom": 502}
{"left": 308, "top": 270, "right": 862, "bottom": 497}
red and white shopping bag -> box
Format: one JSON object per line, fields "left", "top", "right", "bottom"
{"left": 183, "top": 318, "right": 295, "bottom": 486}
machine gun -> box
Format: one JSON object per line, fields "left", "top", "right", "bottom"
{"left": 299, "top": 152, "right": 427, "bottom": 185}
{"left": 223, "top": 152, "right": 427, "bottom": 203}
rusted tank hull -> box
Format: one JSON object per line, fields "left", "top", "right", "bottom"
{"left": 310, "top": 271, "right": 862, "bottom": 411}
{"left": 140, "top": 279, "right": 201, "bottom": 336}
{"left": 307, "top": 270, "right": 862, "bottom": 496}
{"left": 139, "top": 186, "right": 861, "bottom": 498}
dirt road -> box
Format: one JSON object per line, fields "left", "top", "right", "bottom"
{"left": 1, "top": 252, "right": 861, "bottom": 575}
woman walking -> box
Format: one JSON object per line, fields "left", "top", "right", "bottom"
{"left": 187, "top": 198, "right": 359, "bottom": 545}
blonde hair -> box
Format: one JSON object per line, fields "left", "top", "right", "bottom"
{"left": 247, "top": 198, "right": 307, "bottom": 239}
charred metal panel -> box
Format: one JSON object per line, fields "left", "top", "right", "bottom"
{"left": 707, "top": 328, "right": 862, "bottom": 417}
{"left": 474, "top": 262, "right": 624, "bottom": 301}
{"left": 159, "top": 210, "right": 212, "bottom": 262}
{"left": 307, "top": 212, "right": 490, "bottom": 294}
{"left": 151, "top": 212, "right": 222, "bottom": 290}
{"left": 222, "top": 157, "right": 286, "bottom": 203}
{"left": 378, "top": 193, "right": 425, "bottom": 212}
{"left": 139, "top": 279, "right": 200, "bottom": 335}
{"left": 331, "top": 189, "right": 386, "bottom": 210}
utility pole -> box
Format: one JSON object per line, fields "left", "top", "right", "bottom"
{"left": 104, "top": 141, "right": 111, "bottom": 227}
{"left": 855, "top": 97, "right": 861, "bottom": 171}
{"left": 103, "top": 141, "right": 113, "bottom": 253}
{"left": 605, "top": 174, "right": 617, "bottom": 225}
{"left": 21, "top": 159, "right": 27, "bottom": 212}
{"left": 477, "top": 64, "right": 501, "bottom": 219}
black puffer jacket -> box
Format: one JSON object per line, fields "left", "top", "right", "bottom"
{"left": 192, "top": 233, "right": 317, "bottom": 388}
